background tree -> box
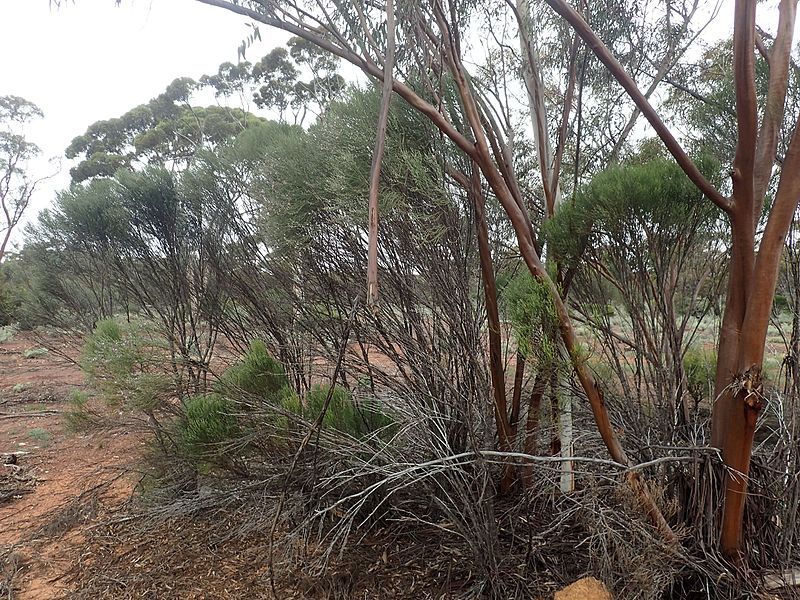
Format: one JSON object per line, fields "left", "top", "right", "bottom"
{"left": 65, "top": 77, "right": 266, "bottom": 183}
{"left": 0, "top": 95, "right": 46, "bottom": 262}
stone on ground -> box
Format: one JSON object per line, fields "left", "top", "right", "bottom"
{"left": 554, "top": 576, "right": 612, "bottom": 600}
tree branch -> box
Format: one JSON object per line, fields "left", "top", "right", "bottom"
{"left": 753, "top": 0, "right": 797, "bottom": 217}
{"left": 366, "top": 0, "right": 395, "bottom": 309}
{"left": 542, "top": 0, "right": 732, "bottom": 213}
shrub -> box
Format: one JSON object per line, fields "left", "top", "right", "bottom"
{"left": 28, "top": 427, "right": 51, "bottom": 444}
{"left": 303, "top": 384, "right": 393, "bottom": 437}
{"left": 504, "top": 271, "right": 561, "bottom": 370}
{"left": 23, "top": 347, "right": 48, "bottom": 359}
{"left": 215, "top": 340, "right": 287, "bottom": 402}
{"left": 180, "top": 393, "right": 239, "bottom": 459}
{"left": 277, "top": 385, "right": 302, "bottom": 415}
{"left": 129, "top": 373, "right": 174, "bottom": 412}
{"left": 81, "top": 317, "right": 170, "bottom": 408}
{"left": 305, "top": 384, "right": 359, "bottom": 434}
{"left": 64, "top": 390, "right": 104, "bottom": 432}
{"left": 773, "top": 294, "right": 790, "bottom": 313}
{"left": 684, "top": 347, "right": 716, "bottom": 402}
{"left": 0, "top": 324, "right": 17, "bottom": 344}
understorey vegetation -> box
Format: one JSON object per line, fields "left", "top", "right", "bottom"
{"left": 4, "top": 0, "right": 800, "bottom": 596}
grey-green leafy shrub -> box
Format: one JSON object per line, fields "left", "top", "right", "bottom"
{"left": 81, "top": 317, "right": 172, "bottom": 409}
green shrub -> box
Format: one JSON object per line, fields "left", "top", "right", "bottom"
{"left": 23, "top": 347, "right": 48, "bottom": 359}
{"left": 0, "top": 324, "right": 17, "bottom": 344}
{"left": 216, "top": 340, "right": 287, "bottom": 402}
{"left": 81, "top": 317, "right": 170, "bottom": 408}
{"left": 180, "top": 393, "right": 239, "bottom": 459}
{"left": 64, "top": 390, "right": 103, "bottom": 432}
{"left": 303, "top": 384, "right": 393, "bottom": 437}
{"left": 504, "top": 271, "right": 560, "bottom": 370}
{"left": 277, "top": 385, "right": 302, "bottom": 414}
{"left": 684, "top": 347, "right": 716, "bottom": 402}
{"left": 306, "top": 384, "right": 359, "bottom": 433}
{"left": 129, "top": 373, "right": 174, "bottom": 412}
{"left": 28, "top": 427, "right": 51, "bottom": 444}
{"left": 773, "top": 294, "right": 790, "bottom": 313}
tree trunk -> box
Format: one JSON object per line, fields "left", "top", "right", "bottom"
{"left": 469, "top": 164, "right": 514, "bottom": 489}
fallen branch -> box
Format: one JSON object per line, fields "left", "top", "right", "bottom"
{"left": 0, "top": 410, "right": 60, "bottom": 419}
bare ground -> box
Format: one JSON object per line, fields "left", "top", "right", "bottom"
{"left": 0, "top": 332, "right": 142, "bottom": 599}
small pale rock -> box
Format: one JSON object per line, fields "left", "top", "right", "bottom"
{"left": 554, "top": 577, "right": 612, "bottom": 600}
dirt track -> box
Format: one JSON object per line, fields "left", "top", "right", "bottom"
{"left": 0, "top": 332, "right": 141, "bottom": 599}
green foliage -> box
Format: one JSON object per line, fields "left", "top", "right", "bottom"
{"left": 216, "top": 340, "right": 288, "bottom": 401}
{"left": 209, "top": 343, "right": 391, "bottom": 439}
{"left": 303, "top": 384, "right": 392, "bottom": 437}
{"left": 0, "top": 324, "right": 16, "bottom": 343}
{"left": 180, "top": 393, "right": 239, "bottom": 459}
{"left": 254, "top": 86, "right": 449, "bottom": 258}
{"left": 129, "top": 373, "right": 174, "bottom": 412}
{"left": 27, "top": 427, "right": 51, "bottom": 444}
{"left": 1, "top": 95, "right": 44, "bottom": 263}
{"left": 251, "top": 39, "right": 345, "bottom": 122}
{"left": 276, "top": 384, "right": 302, "bottom": 415}
{"left": 18, "top": 177, "right": 131, "bottom": 330}
{"left": 81, "top": 317, "right": 170, "bottom": 408}
{"left": 66, "top": 81, "right": 266, "bottom": 183}
{"left": 773, "top": 294, "right": 790, "bottom": 313}
{"left": 665, "top": 39, "right": 789, "bottom": 167}
{"left": 684, "top": 347, "right": 716, "bottom": 402}
{"left": 547, "top": 156, "right": 720, "bottom": 268}
{"left": 63, "top": 390, "right": 102, "bottom": 433}
{"left": 505, "top": 271, "right": 560, "bottom": 369}
{"left": 23, "top": 347, "right": 48, "bottom": 359}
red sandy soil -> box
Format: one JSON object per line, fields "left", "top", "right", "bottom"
{"left": 0, "top": 332, "right": 143, "bottom": 599}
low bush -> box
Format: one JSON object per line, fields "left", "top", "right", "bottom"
{"left": 303, "top": 384, "right": 393, "bottom": 438}
{"left": 81, "top": 317, "right": 171, "bottom": 409}
{"left": 0, "top": 324, "right": 17, "bottom": 344}
{"left": 23, "top": 347, "right": 48, "bottom": 359}
{"left": 180, "top": 393, "right": 240, "bottom": 457}
{"left": 215, "top": 339, "right": 288, "bottom": 402}
{"left": 63, "top": 390, "right": 104, "bottom": 432}
{"left": 684, "top": 347, "right": 716, "bottom": 402}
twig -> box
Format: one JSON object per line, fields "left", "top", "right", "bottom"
{"left": 0, "top": 410, "right": 60, "bottom": 419}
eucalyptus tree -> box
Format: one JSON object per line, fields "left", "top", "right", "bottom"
{"left": 65, "top": 77, "right": 266, "bottom": 183}
{"left": 249, "top": 40, "right": 346, "bottom": 125}
{"left": 0, "top": 95, "right": 47, "bottom": 263}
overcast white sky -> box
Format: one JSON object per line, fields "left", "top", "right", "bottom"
{"left": 0, "top": 0, "right": 793, "bottom": 251}
{"left": 0, "top": 0, "right": 284, "bottom": 248}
